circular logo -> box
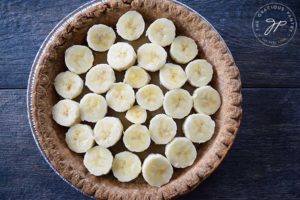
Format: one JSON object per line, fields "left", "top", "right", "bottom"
{"left": 252, "top": 3, "right": 297, "bottom": 47}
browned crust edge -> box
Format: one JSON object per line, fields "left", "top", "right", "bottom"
{"left": 30, "top": 0, "right": 242, "bottom": 199}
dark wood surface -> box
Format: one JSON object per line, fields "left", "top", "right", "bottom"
{"left": 0, "top": 0, "right": 299, "bottom": 199}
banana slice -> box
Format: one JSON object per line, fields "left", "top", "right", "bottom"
{"left": 149, "top": 114, "right": 177, "bottom": 144}
{"left": 183, "top": 113, "right": 215, "bottom": 143}
{"left": 54, "top": 71, "right": 83, "bottom": 99}
{"left": 137, "top": 43, "right": 167, "bottom": 72}
{"left": 163, "top": 89, "right": 193, "bottom": 119}
{"left": 146, "top": 18, "right": 176, "bottom": 47}
{"left": 85, "top": 64, "right": 116, "bottom": 94}
{"left": 112, "top": 151, "right": 142, "bottom": 182}
{"left": 116, "top": 11, "right": 145, "bottom": 41}
{"left": 93, "top": 117, "right": 123, "bottom": 148}
{"left": 123, "top": 66, "right": 151, "bottom": 89}
{"left": 83, "top": 146, "right": 113, "bottom": 176}
{"left": 185, "top": 59, "right": 213, "bottom": 87}
{"left": 159, "top": 63, "right": 187, "bottom": 90}
{"left": 87, "top": 24, "right": 116, "bottom": 52}
{"left": 136, "top": 84, "right": 164, "bottom": 111}
{"left": 79, "top": 93, "right": 107, "bottom": 123}
{"left": 52, "top": 99, "right": 80, "bottom": 127}
{"left": 193, "top": 86, "right": 221, "bottom": 115}
{"left": 142, "top": 154, "right": 173, "bottom": 187}
{"left": 170, "top": 36, "right": 198, "bottom": 64}
{"left": 65, "top": 45, "right": 94, "bottom": 74}
{"left": 165, "top": 137, "right": 197, "bottom": 168}
{"left": 125, "top": 105, "right": 147, "bottom": 124}
{"left": 106, "top": 83, "right": 135, "bottom": 112}
{"left": 107, "top": 42, "right": 136, "bottom": 71}
{"left": 123, "top": 124, "right": 151, "bottom": 152}
{"left": 65, "top": 124, "right": 94, "bottom": 153}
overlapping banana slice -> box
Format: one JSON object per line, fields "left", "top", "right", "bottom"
{"left": 165, "top": 137, "right": 197, "bottom": 168}
{"left": 107, "top": 42, "right": 136, "bottom": 71}
{"left": 54, "top": 71, "right": 83, "bottom": 99}
{"left": 136, "top": 84, "right": 164, "bottom": 111}
{"left": 159, "top": 63, "right": 187, "bottom": 90}
{"left": 106, "top": 83, "right": 135, "bottom": 112}
{"left": 123, "top": 66, "right": 151, "bottom": 89}
{"left": 65, "top": 45, "right": 94, "bottom": 74}
{"left": 123, "top": 124, "right": 151, "bottom": 152}
{"left": 170, "top": 36, "right": 198, "bottom": 64}
{"left": 125, "top": 105, "right": 147, "bottom": 124}
{"left": 186, "top": 59, "right": 213, "bottom": 87}
{"left": 93, "top": 117, "right": 123, "bottom": 148}
{"left": 142, "top": 154, "right": 173, "bottom": 187}
{"left": 112, "top": 151, "right": 142, "bottom": 182}
{"left": 83, "top": 146, "right": 113, "bottom": 176}
{"left": 117, "top": 11, "right": 145, "bottom": 41}
{"left": 146, "top": 18, "right": 176, "bottom": 47}
{"left": 79, "top": 93, "right": 107, "bottom": 123}
{"left": 65, "top": 124, "right": 94, "bottom": 153}
{"left": 85, "top": 64, "right": 116, "bottom": 94}
{"left": 87, "top": 24, "right": 116, "bottom": 52}
{"left": 193, "top": 86, "right": 221, "bottom": 115}
{"left": 149, "top": 114, "right": 177, "bottom": 144}
{"left": 163, "top": 89, "right": 193, "bottom": 119}
{"left": 137, "top": 43, "right": 167, "bottom": 72}
{"left": 52, "top": 99, "right": 80, "bottom": 127}
{"left": 183, "top": 113, "right": 215, "bottom": 143}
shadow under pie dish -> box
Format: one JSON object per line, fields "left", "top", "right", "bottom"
{"left": 27, "top": 0, "right": 242, "bottom": 199}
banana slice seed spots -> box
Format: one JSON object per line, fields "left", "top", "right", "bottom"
{"left": 159, "top": 123, "right": 172, "bottom": 138}
{"left": 200, "top": 94, "right": 216, "bottom": 107}
{"left": 63, "top": 106, "right": 71, "bottom": 116}
{"left": 194, "top": 119, "right": 205, "bottom": 133}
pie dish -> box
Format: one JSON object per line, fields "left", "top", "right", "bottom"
{"left": 27, "top": 0, "right": 242, "bottom": 199}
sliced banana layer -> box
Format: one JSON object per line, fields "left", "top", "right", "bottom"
{"left": 142, "top": 154, "right": 173, "bottom": 187}
{"left": 79, "top": 93, "right": 107, "bottom": 123}
{"left": 165, "top": 137, "right": 197, "bottom": 168}
{"left": 65, "top": 45, "right": 94, "bottom": 74}
{"left": 170, "top": 36, "right": 198, "bottom": 64}
{"left": 123, "top": 66, "right": 150, "bottom": 89}
{"left": 137, "top": 43, "right": 167, "bottom": 72}
{"left": 163, "top": 89, "right": 193, "bottom": 119}
{"left": 107, "top": 42, "right": 136, "bottom": 71}
{"left": 159, "top": 63, "right": 187, "bottom": 90}
{"left": 93, "top": 117, "right": 123, "bottom": 148}
{"left": 136, "top": 84, "right": 164, "bottom": 111}
{"left": 193, "top": 86, "right": 221, "bottom": 115}
{"left": 116, "top": 11, "right": 145, "bottom": 41}
{"left": 106, "top": 83, "right": 135, "bottom": 112}
{"left": 65, "top": 124, "right": 94, "bottom": 153}
{"left": 83, "top": 146, "right": 113, "bottom": 176}
{"left": 54, "top": 71, "right": 83, "bottom": 99}
{"left": 52, "top": 99, "right": 80, "bottom": 127}
{"left": 87, "top": 24, "right": 116, "bottom": 52}
{"left": 125, "top": 105, "right": 147, "bottom": 124}
{"left": 123, "top": 124, "right": 151, "bottom": 152}
{"left": 112, "top": 151, "right": 142, "bottom": 182}
{"left": 85, "top": 64, "right": 115, "bottom": 94}
{"left": 149, "top": 114, "right": 177, "bottom": 144}
{"left": 185, "top": 59, "right": 213, "bottom": 87}
{"left": 183, "top": 113, "right": 215, "bottom": 143}
{"left": 146, "top": 18, "right": 176, "bottom": 47}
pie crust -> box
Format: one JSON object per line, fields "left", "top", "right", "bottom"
{"left": 28, "top": 0, "right": 242, "bottom": 199}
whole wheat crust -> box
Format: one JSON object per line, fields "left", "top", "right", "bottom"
{"left": 29, "top": 0, "right": 242, "bottom": 199}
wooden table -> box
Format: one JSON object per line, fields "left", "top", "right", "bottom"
{"left": 1, "top": 0, "right": 299, "bottom": 199}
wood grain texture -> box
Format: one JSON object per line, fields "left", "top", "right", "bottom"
{"left": 0, "top": 89, "right": 299, "bottom": 199}
{"left": 0, "top": 0, "right": 299, "bottom": 89}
